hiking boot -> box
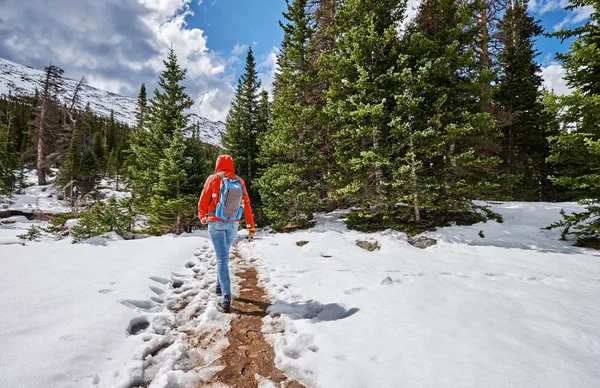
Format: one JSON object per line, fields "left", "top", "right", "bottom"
{"left": 216, "top": 285, "right": 222, "bottom": 296}
{"left": 217, "top": 300, "right": 231, "bottom": 313}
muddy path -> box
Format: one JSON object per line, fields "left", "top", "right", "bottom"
{"left": 207, "top": 250, "right": 304, "bottom": 388}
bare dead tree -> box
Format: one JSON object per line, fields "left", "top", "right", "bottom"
{"left": 34, "top": 63, "right": 64, "bottom": 185}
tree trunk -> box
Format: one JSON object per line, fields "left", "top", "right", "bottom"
{"left": 409, "top": 136, "right": 421, "bottom": 223}
{"left": 37, "top": 97, "right": 47, "bottom": 185}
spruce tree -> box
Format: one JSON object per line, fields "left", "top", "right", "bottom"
{"left": 136, "top": 83, "right": 147, "bottom": 127}
{"left": 495, "top": 1, "right": 550, "bottom": 200}
{"left": 546, "top": 0, "right": 600, "bottom": 243}
{"left": 149, "top": 131, "right": 196, "bottom": 234}
{"left": 146, "top": 49, "right": 194, "bottom": 138}
{"left": 258, "top": 0, "right": 329, "bottom": 228}
{"left": 129, "top": 48, "right": 193, "bottom": 211}
{"left": 323, "top": 0, "right": 406, "bottom": 213}
{"left": 223, "top": 47, "right": 262, "bottom": 202}
{"left": 91, "top": 131, "right": 106, "bottom": 178}
{"left": 387, "top": 0, "right": 498, "bottom": 230}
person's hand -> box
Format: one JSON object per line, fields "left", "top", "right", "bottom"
{"left": 248, "top": 228, "right": 256, "bottom": 240}
{"left": 201, "top": 217, "right": 208, "bottom": 225}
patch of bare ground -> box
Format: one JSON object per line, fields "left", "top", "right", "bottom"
{"left": 199, "top": 251, "right": 304, "bottom": 388}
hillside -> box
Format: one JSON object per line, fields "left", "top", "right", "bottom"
{"left": 0, "top": 57, "right": 225, "bottom": 147}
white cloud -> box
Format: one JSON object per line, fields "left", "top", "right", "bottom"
{"left": 257, "top": 48, "right": 279, "bottom": 95}
{"left": 541, "top": 63, "right": 571, "bottom": 95}
{"left": 231, "top": 43, "right": 249, "bottom": 56}
{"left": 553, "top": 5, "right": 593, "bottom": 31}
{"left": 0, "top": 0, "right": 238, "bottom": 122}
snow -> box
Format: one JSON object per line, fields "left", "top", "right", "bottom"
{"left": 0, "top": 56, "right": 226, "bottom": 147}
{"left": 239, "top": 202, "right": 600, "bottom": 388}
{"left": 0, "top": 229, "right": 237, "bottom": 388}
{"left": 0, "top": 171, "right": 71, "bottom": 215}
{"left": 2, "top": 200, "right": 599, "bottom": 387}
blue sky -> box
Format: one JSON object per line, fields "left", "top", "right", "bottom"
{"left": 189, "top": 0, "right": 286, "bottom": 80}
{"left": 0, "top": 0, "right": 592, "bottom": 121}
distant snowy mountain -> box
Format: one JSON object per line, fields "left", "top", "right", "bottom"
{"left": 0, "top": 57, "right": 225, "bottom": 147}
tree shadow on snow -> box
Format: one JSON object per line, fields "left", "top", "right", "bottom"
{"left": 268, "top": 299, "right": 359, "bottom": 322}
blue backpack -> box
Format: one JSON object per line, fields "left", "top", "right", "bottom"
{"left": 214, "top": 172, "right": 244, "bottom": 220}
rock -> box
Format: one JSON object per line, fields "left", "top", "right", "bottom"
{"left": 356, "top": 240, "right": 380, "bottom": 251}
{"left": 296, "top": 240, "right": 309, "bottom": 247}
{"left": 407, "top": 236, "right": 437, "bottom": 249}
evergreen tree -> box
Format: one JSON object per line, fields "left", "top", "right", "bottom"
{"left": 129, "top": 48, "right": 193, "bottom": 211}
{"left": 223, "top": 47, "right": 262, "bottom": 201}
{"left": 146, "top": 48, "right": 194, "bottom": 138}
{"left": 91, "top": 130, "right": 106, "bottom": 178}
{"left": 58, "top": 129, "right": 83, "bottom": 204}
{"left": 495, "top": 0, "right": 551, "bottom": 200}
{"left": 136, "top": 83, "right": 147, "bottom": 127}
{"left": 0, "top": 110, "right": 22, "bottom": 197}
{"left": 546, "top": 0, "right": 600, "bottom": 243}
{"left": 258, "top": 0, "right": 327, "bottom": 228}
{"left": 386, "top": 0, "right": 498, "bottom": 231}
{"left": 323, "top": 0, "right": 406, "bottom": 212}
{"left": 148, "top": 131, "right": 197, "bottom": 234}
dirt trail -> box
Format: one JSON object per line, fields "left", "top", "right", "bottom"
{"left": 208, "top": 250, "right": 304, "bottom": 388}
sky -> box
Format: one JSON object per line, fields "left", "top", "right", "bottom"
{"left": 0, "top": 0, "right": 592, "bottom": 123}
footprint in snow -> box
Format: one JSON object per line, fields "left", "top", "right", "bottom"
{"left": 485, "top": 272, "right": 506, "bottom": 277}
{"left": 520, "top": 276, "right": 542, "bottom": 282}
{"left": 343, "top": 287, "right": 365, "bottom": 295}
{"left": 119, "top": 299, "right": 161, "bottom": 313}
{"left": 150, "top": 276, "right": 170, "bottom": 285}
{"left": 126, "top": 316, "right": 150, "bottom": 335}
{"left": 98, "top": 289, "right": 113, "bottom": 294}
{"left": 380, "top": 276, "right": 402, "bottom": 285}
{"left": 149, "top": 286, "right": 165, "bottom": 296}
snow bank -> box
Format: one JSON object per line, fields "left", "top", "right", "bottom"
{"left": 239, "top": 202, "right": 600, "bottom": 388}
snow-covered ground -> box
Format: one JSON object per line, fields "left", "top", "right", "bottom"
{"left": 0, "top": 228, "right": 239, "bottom": 388}
{"left": 239, "top": 202, "right": 600, "bottom": 388}
{"left": 0, "top": 171, "right": 71, "bottom": 217}
{"left": 1, "top": 200, "right": 599, "bottom": 388}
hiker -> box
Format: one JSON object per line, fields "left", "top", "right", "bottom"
{"left": 198, "top": 155, "right": 255, "bottom": 313}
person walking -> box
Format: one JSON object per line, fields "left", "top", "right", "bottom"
{"left": 198, "top": 155, "right": 255, "bottom": 313}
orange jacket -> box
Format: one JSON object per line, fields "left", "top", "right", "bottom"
{"left": 198, "top": 155, "right": 255, "bottom": 229}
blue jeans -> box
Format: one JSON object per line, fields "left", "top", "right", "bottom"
{"left": 208, "top": 221, "right": 239, "bottom": 302}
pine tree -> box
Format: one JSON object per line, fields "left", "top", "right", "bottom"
{"left": 129, "top": 49, "right": 193, "bottom": 212}
{"left": 58, "top": 129, "right": 83, "bottom": 204}
{"left": 257, "top": 0, "right": 329, "bottom": 228}
{"left": 223, "top": 47, "right": 262, "bottom": 202}
{"left": 386, "top": 0, "right": 499, "bottom": 231}
{"left": 146, "top": 48, "right": 194, "bottom": 138}
{"left": 546, "top": 0, "right": 600, "bottom": 243}
{"left": 495, "top": 0, "right": 551, "bottom": 200}
{"left": 148, "top": 131, "right": 196, "bottom": 234}
{"left": 136, "top": 83, "right": 147, "bottom": 127}
{"left": 91, "top": 130, "right": 106, "bottom": 178}
{"left": 323, "top": 0, "right": 406, "bottom": 213}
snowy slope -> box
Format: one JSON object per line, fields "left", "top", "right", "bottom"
{"left": 0, "top": 57, "right": 225, "bottom": 147}
{"left": 239, "top": 202, "right": 600, "bottom": 388}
